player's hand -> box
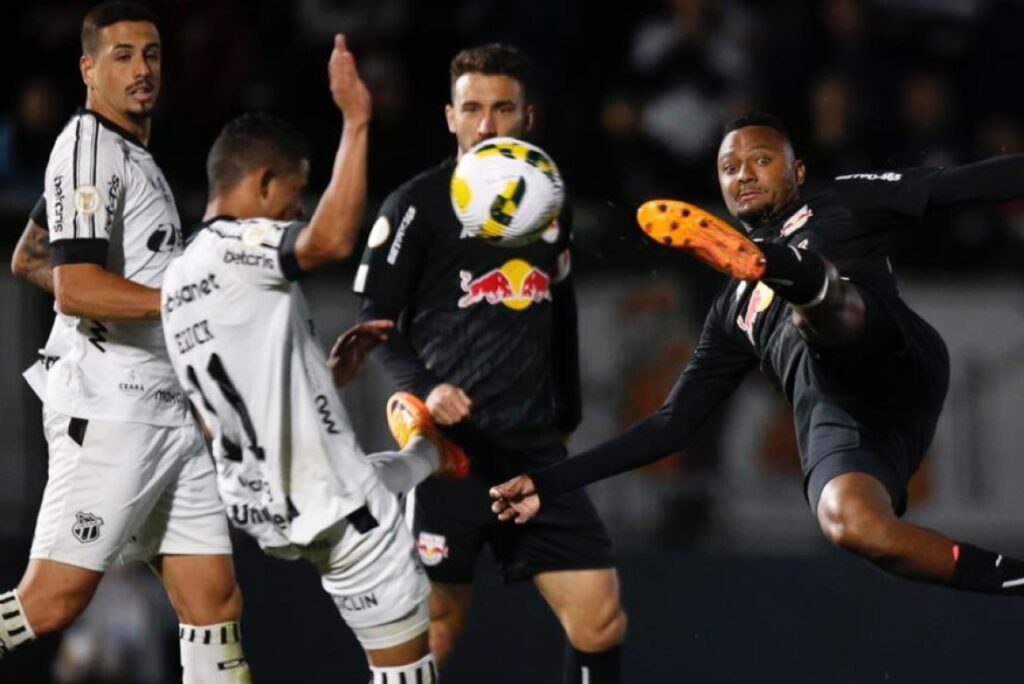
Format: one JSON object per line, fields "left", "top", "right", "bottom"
{"left": 327, "top": 320, "right": 393, "bottom": 387}
{"left": 426, "top": 383, "right": 472, "bottom": 425}
{"left": 328, "top": 34, "right": 371, "bottom": 126}
{"left": 489, "top": 475, "right": 541, "bottom": 524}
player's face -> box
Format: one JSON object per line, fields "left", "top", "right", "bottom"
{"left": 261, "top": 161, "right": 310, "bottom": 221}
{"left": 446, "top": 73, "right": 534, "bottom": 157}
{"left": 718, "top": 126, "right": 805, "bottom": 227}
{"left": 81, "top": 21, "right": 162, "bottom": 125}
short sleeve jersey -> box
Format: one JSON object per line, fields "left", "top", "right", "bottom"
{"left": 43, "top": 109, "right": 188, "bottom": 425}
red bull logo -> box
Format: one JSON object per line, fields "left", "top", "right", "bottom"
{"left": 417, "top": 532, "right": 449, "bottom": 567}
{"left": 736, "top": 281, "right": 775, "bottom": 345}
{"left": 458, "top": 258, "right": 552, "bottom": 310}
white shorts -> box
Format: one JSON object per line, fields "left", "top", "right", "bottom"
{"left": 30, "top": 407, "right": 232, "bottom": 572}
{"left": 267, "top": 480, "right": 429, "bottom": 646}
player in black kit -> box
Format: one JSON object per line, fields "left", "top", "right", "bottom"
{"left": 353, "top": 44, "right": 626, "bottom": 683}
{"left": 493, "top": 113, "right": 1024, "bottom": 597}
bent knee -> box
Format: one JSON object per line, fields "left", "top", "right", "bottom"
{"left": 817, "top": 497, "right": 894, "bottom": 558}
{"left": 565, "top": 604, "right": 628, "bottom": 653}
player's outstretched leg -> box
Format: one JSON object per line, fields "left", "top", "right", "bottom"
{"left": 818, "top": 472, "right": 1024, "bottom": 595}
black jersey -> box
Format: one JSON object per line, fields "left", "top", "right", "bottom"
{"left": 355, "top": 160, "right": 579, "bottom": 450}
{"left": 530, "top": 166, "right": 956, "bottom": 498}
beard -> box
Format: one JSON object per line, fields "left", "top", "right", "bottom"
{"left": 735, "top": 203, "right": 777, "bottom": 229}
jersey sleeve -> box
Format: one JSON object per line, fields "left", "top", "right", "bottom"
{"left": 47, "top": 116, "right": 126, "bottom": 266}
{"left": 352, "top": 186, "right": 429, "bottom": 308}
{"left": 30, "top": 194, "right": 47, "bottom": 229}
{"left": 832, "top": 167, "right": 941, "bottom": 225}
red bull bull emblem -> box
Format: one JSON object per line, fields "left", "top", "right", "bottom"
{"left": 736, "top": 281, "right": 775, "bottom": 345}
{"left": 417, "top": 532, "right": 449, "bottom": 567}
{"left": 458, "top": 258, "right": 552, "bottom": 310}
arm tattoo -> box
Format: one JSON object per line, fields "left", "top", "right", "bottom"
{"left": 13, "top": 223, "right": 54, "bottom": 294}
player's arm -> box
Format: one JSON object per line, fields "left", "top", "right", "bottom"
{"left": 53, "top": 263, "right": 160, "bottom": 320}
{"left": 293, "top": 35, "right": 371, "bottom": 273}
{"left": 491, "top": 303, "right": 756, "bottom": 522}
{"left": 11, "top": 196, "right": 54, "bottom": 293}
{"left": 927, "top": 154, "right": 1024, "bottom": 206}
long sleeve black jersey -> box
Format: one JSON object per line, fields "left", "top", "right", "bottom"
{"left": 530, "top": 156, "right": 1024, "bottom": 498}
{"left": 354, "top": 160, "right": 581, "bottom": 452}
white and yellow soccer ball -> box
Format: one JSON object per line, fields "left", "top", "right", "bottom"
{"left": 450, "top": 136, "right": 565, "bottom": 247}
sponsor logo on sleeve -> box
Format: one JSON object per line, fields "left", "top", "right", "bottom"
{"left": 386, "top": 205, "right": 417, "bottom": 265}
{"left": 834, "top": 172, "right": 902, "bottom": 182}
{"left": 52, "top": 176, "right": 65, "bottom": 232}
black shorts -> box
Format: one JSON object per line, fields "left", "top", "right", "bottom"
{"left": 410, "top": 443, "right": 615, "bottom": 584}
{"left": 797, "top": 287, "right": 949, "bottom": 516}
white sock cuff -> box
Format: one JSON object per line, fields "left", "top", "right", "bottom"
{"left": 370, "top": 653, "right": 438, "bottom": 683}
{"left": 0, "top": 590, "right": 36, "bottom": 653}
{"left": 179, "top": 620, "right": 243, "bottom": 646}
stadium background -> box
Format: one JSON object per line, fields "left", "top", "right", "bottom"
{"left": 2, "top": 0, "right": 1024, "bottom": 681}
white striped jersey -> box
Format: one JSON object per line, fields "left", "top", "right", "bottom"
{"left": 161, "top": 217, "right": 377, "bottom": 549}
{"left": 43, "top": 109, "right": 189, "bottom": 426}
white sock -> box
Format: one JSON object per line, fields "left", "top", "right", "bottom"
{"left": 368, "top": 435, "right": 441, "bottom": 496}
{"left": 0, "top": 590, "right": 36, "bottom": 660}
{"left": 370, "top": 652, "right": 439, "bottom": 683}
{"left": 179, "top": 620, "right": 251, "bottom": 683}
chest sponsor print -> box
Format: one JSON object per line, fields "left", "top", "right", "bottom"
{"left": 458, "top": 258, "right": 552, "bottom": 310}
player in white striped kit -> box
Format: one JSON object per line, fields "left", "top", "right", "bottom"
{"left": 0, "top": 4, "right": 249, "bottom": 682}
{"left": 162, "top": 35, "right": 464, "bottom": 684}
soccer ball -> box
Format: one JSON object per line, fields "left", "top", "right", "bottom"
{"left": 450, "top": 136, "right": 565, "bottom": 247}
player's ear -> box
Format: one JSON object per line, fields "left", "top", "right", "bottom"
{"left": 524, "top": 103, "right": 535, "bottom": 135}
{"left": 794, "top": 159, "right": 806, "bottom": 186}
{"left": 445, "top": 103, "right": 456, "bottom": 134}
{"left": 259, "top": 168, "right": 275, "bottom": 198}
{"left": 80, "top": 54, "right": 95, "bottom": 89}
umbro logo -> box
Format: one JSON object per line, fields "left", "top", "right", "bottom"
{"left": 72, "top": 511, "right": 104, "bottom": 543}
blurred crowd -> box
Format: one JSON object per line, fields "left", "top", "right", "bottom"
{"left": 1, "top": 0, "right": 1024, "bottom": 273}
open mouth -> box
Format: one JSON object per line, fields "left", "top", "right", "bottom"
{"left": 128, "top": 82, "right": 155, "bottom": 103}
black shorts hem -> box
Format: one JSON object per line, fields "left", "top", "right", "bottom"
{"left": 805, "top": 448, "right": 907, "bottom": 517}
{"left": 502, "top": 559, "right": 617, "bottom": 584}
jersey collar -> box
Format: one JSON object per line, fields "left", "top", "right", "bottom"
{"left": 78, "top": 107, "right": 147, "bottom": 149}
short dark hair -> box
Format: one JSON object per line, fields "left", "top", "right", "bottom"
{"left": 206, "top": 112, "right": 309, "bottom": 196}
{"left": 449, "top": 44, "right": 531, "bottom": 100}
{"left": 81, "top": 1, "right": 158, "bottom": 56}
{"left": 722, "top": 112, "right": 791, "bottom": 142}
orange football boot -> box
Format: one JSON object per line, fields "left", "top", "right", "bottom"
{"left": 386, "top": 392, "right": 470, "bottom": 479}
{"left": 637, "top": 199, "right": 766, "bottom": 280}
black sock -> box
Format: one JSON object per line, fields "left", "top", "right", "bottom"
{"left": 759, "top": 242, "right": 829, "bottom": 306}
{"left": 951, "top": 542, "right": 1024, "bottom": 594}
{"left": 564, "top": 643, "right": 621, "bottom": 684}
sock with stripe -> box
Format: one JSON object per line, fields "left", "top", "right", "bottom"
{"left": 563, "top": 643, "right": 621, "bottom": 684}
{"left": 0, "top": 590, "right": 36, "bottom": 660}
{"left": 179, "top": 620, "right": 252, "bottom": 683}
{"left": 758, "top": 243, "right": 830, "bottom": 307}
{"left": 370, "top": 652, "right": 438, "bottom": 683}
{"left": 367, "top": 435, "right": 440, "bottom": 496}
{"left": 951, "top": 542, "right": 1024, "bottom": 594}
